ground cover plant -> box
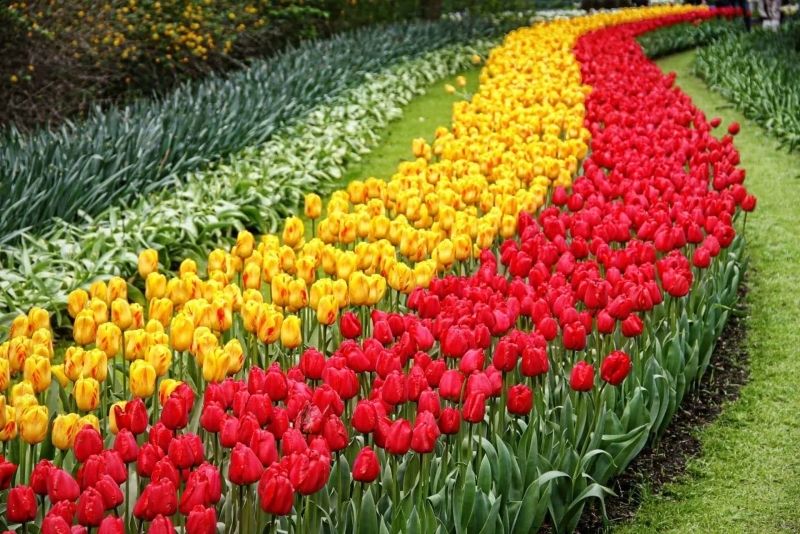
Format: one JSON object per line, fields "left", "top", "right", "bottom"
{"left": 0, "top": 6, "right": 753, "bottom": 533}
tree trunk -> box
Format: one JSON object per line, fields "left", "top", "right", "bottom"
{"left": 421, "top": 0, "right": 444, "bottom": 20}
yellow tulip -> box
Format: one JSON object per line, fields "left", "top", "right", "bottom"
{"left": 282, "top": 216, "right": 305, "bottom": 249}
{"left": 89, "top": 297, "right": 108, "bottom": 325}
{"left": 241, "top": 300, "right": 260, "bottom": 334}
{"left": 316, "top": 294, "right": 339, "bottom": 326}
{"left": 242, "top": 260, "right": 261, "bottom": 290}
{"left": 8, "top": 336, "right": 32, "bottom": 373}
{"left": 123, "top": 329, "right": 148, "bottom": 361}
{"left": 78, "top": 414, "right": 100, "bottom": 432}
{"left": 279, "top": 245, "right": 296, "bottom": 273}
{"left": 146, "top": 318, "right": 165, "bottom": 335}
{"left": 19, "top": 405, "right": 48, "bottom": 444}
{"left": 51, "top": 364, "right": 68, "bottom": 388}
{"left": 67, "top": 289, "right": 89, "bottom": 318}
{"left": 149, "top": 297, "right": 174, "bottom": 327}
{"left": 23, "top": 354, "right": 50, "bottom": 393}
{"left": 332, "top": 278, "right": 349, "bottom": 308}
{"left": 146, "top": 272, "right": 167, "bottom": 301}
{"left": 202, "top": 348, "right": 230, "bottom": 383}
{"left": 111, "top": 298, "right": 133, "bottom": 330}
{"left": 178, "top": 258, "right": 197, "bottom": 277}
{"left": 336, "top": 251, "right": 358, "bottom": 280}
{"left": 210, "top": 297, "right": 232, "bottom": 332}
{"left": 130, "top": 360, "right": 157, "bottom": 398}
{"left": 107, "top": 276, "right": 127, "bottom": 302}
{"left": 130, "top": 303, "right": 145, "bottom": 329}
{"left": 0, "top": 406, "right": 17, "bottom": 442}
{"left": 84, "top": 349, "right": 108, "bottom": 382}
{"left": 74, "top": 377, "right": 100, "bottom": 412}
{"left": 0, "top": 397, "right": 5, "bottom": 429}
{"left": 235, "top": 230, "right": 255, "bottom": 258}
{"left": 166, "top": 277, "right": 189, "bottom": 307}
{"left": 146, "top": 344, "right": 172, "bottom": 377}
{"left": 257, "top": 307, "right": 283, "bottom": 345}
{"left": 138, "top": 249, "right": 159, "bottom": 278}
{"left": 295, "top": 256, "right": 316, "bottom": 286}
{"left": 64, "top": 346, "right": 85, "bottom": 381}
{"left": 224, "top": 339, "right": 244, "bottom": 375}
{"left": 444, "top": 83, "right": 455, "bottom": 94}
{"left": 52, "top": 413, "right": 81, "bottom": 449}
{"left": 96, "top": 322, "right": 122, "bottom": 357}
{"left": 191, "top": 327, "right": 218, "bottom": 365}
{"left": 305, "top": 193, "right": 322, "bottom": 219}
{"left": 9, "top": 315, "right": 29, "bottom": 339}
{"left": 27, "top": 307, "right": 50, "bottom": 334}
{"left": 348, "top": 271, "right": 370, "bottom": 306}
{"left": 170, "top": 313, "right": 194, "bottom": 352}
{"left": 280, "top": 315, "right": 302, "bottom": 350}
{"left": 287, "top": 278, "right": 308, "bottom": 312}
{"left": 72, "top": 311, "right": 96, "bottom": 346}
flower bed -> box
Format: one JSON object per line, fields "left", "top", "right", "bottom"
{"left": 0, "top": 6, "right": 753, "bottom": 533}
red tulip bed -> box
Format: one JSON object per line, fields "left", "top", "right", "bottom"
{"left": 0, "top": 7, "right": 752, "bottom": 534}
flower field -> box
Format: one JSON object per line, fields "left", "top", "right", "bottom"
{"left": 0, "top": 5, "right": 753, "bottom": 533}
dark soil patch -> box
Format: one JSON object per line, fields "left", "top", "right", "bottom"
{"left": 577, "top": 284, "right": 750, "bottom": 533}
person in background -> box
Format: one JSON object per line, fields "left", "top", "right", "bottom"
{"left": 761, "top": 0, "right": 782, "bottom": 29}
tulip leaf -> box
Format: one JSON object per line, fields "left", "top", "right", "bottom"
{"left": 478, "top": 455, "right": 492, "bottom": 494}
{"left": 357, "top": 488, "right": 379, "bottom": 534}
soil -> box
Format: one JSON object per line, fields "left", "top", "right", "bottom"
{"left": 577, "top": 284, "right": 750, "bottom": 533}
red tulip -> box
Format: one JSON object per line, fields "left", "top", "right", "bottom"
{"left": 7, "top": 485, "right": 36, "bottom": 524}
{"left": 47, "top": 500, "right": 77, "bottom": 525}
{"left": 30, "top": 459, "right": 53, "bottom": 495}
{"left": 384, "top": 419, "right": 412, "bottom": 455}
{"left": 95, "top": 475, "right": 124, "bottom": 510}
{"left": 258, "top": 465, "right": 294, "bottom": 515}
{"left": 459, "top": 348, "right": 485, "bottom": 375}
{"left": 507, "top": 384, "right": 533, "bottom": 415}
{"left": 462, "top": 392, "right": 486, "bottom": 424}
{"left": 133, "top": 478, "right": 177, "bottom": 521}
{"left": 438, "top": 369, "right": 464, "bottom": 402}
{"left": 322, "top": 415, "right": 349, "bottom": 452}
{"left": 115, "top": 397, "right": 148, "bottom": 435}
{"left": 229, "top": 443, "right": 264, "bottom": 485}
{"left": 250, "top": 429, "right": 278, "bottom": 467}
{"left": 621, "top": 314, "right": 644, "bottom": 338}
{"left": 570, "top": 361, "right": 594, "bottom": 392}
{"left": 562, "top": 321, "right": 586, "bottom": 351}
{"left": 42, "top": 515, "right": 72, "bottom": 534}
{"left": 148, "top": 515, "right": 175, "bottom": 534}
{"left": 73, "top": 426, "right": 103, "bottom": 463}
{"left": 47, "top": 468, "right": 80, "bottom": 503}
{"left": 186, "top": 505, "right": 217, "bottom": 534}
{"left": 352, "top": 446, "right": 380, "bottom": 483}
{"left": 98, "top": 516, "right": 124, "bottom": 534}
{"left": 340, "top": 311, "right": 363, "bottom": 339}
{"left": 728, "top": 121, "right": 740, "bottom": 135}
{"left": 0, "top": 456, "right": 17, "bottom": 490}
{"left": 113, "top": 429, "right": 139, "bottom": 463}
{"left": 288, "top": 449, "right": 331, "bottom": 495}
{"left": 161, "top": 394, "right": 188, "bottom": 430}
{"left": 741, "top": 194, "right": 756, "bottom": 212}
{"left": 352, "top": 400, "right": 378, "bottom": 434}
{"left": 77, "top": 487, "right": 105, "bottom": 527}
{"left": 264, "top": 365, "right": 288, "bottom": 401}
{"left": 438, "top": 407, "right": 461, "bottom": 435}
{"left": 148, "top": 423, "right": 174, "bottom": 453}
{"left": 410, "top": 412, "right": 440, "bottom": 454}
{"left": 136, "top": 443, "right": 163, "bottom": 478}
{"left": 601, "top": 351, "right": 632, "bottom": 386}
{"left": 520, "top": 345, "right": 549, "bottom": 377}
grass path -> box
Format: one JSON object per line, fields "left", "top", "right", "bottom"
{"left": 617, "top": 50, "right": 800, "bottom": 533}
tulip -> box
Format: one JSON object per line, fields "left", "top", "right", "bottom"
{"left": 133, "top": 478, "right": 177, "bottom": 521}
{"left": 507, "top": 384, "right": 533, "bottom": 415}
{"left": 7, "top": 485, "right": 36, "bottom": 524}
{"left": 20, "top": 405, "right": 48, "bottom": 444}
{"left": 411, "top": 412, "right": 440, "bottom": 454}
{"left": 186, "top": 505, "right": 217, "bottom": 534}
{"left": 52, "top": 413, "right": 80, "bottom": 450}
{"left": 77, "top": 487, "right": 105, "bottom": 526}
{"left": 96, "top": 474, "right": 124, "bottom": 509}
{"left": 170, "top": 313, "right": 194, "bottom": 352}
{"left": 98, "top": 516, "right": 124, "bottom": 534}
{"left": 258, "top": 465, "right": 294, "bottom": 515}
{"left": 601, "top": 351, "right": 632, "bottom": 386}
{"left": 97, "top": 322, "right": 122, "bottom": 357}
{"left": 114, "top": 429, "right": 139, "bottom": 463}
{"left": 202, "top": 348, "right": 230, "bottom": 383}
{"left": 73, "top": 310, "right": 97, "bottom": 345}
{"left": 305, "top": 193, "right": 322, "bottom": 220}
{"left": 352, "top": 446, "right": 380, "bottom": 483}
{"left": 462, "top": 392, "right": 486, "bottom": 424}
{"left": 47, "top": 468, "right": 80, "bottom": 503}
{"left": 23, "top": 354, "right": 51, "bottom": 393}
{"left": 110, "top": 298, "right": 133, "bottom": 330}
{"left": 67, "top": 289, "right": 89, "bottom": 318}
{"left": 148, "top": 515, "right": 175, "bottom": 534}
{"left": 280, "top": 315, "right": 302, "bottom": 350}
{"left": 42, "top": 515, "right": 72, "bottom": 534}
{"left": 74, "top": 377, "right": 100, "bottom": 412}
{"left": 562, "top": 321, "right": 587, "bottom": 351}
{"left": 138, "top": 249, "right": 159, "bottom": 278}
{"left": 339, "top": 311, "right": 362, "bottom": 339}
{"left": 384, "top": 419, "right": 412, "bottom": 455}
{"left": 229, "top": 443, "right": 264, "bottom": 485}
{"left": 570, "top": 361, "right": 595, "bottom": 392}
{"left": 74, "top": 425, "right": 104, "bottom": 462}
{"left": 130, "top": 360, "right": 157, "bottom": 398}
{"left": 288, "top": 449, "right": 330, "bottom": 495}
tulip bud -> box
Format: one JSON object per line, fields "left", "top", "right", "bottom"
{"left": 352, "top": 446, "right": 380, "bottom": 483}
{"left": 280, "top": 315, "right": 302, "bottom": 350}
{"left": 23, "top": 354, "right": 51, "bottom": 393}
{"left": 20, "top": 405, "right": 48, "bottom": 444}
{"left": 67, "top": 289, "right": 89, "bottom": 318}
{"left": 52, "top": 413, "right": 80, "bottom": 450}
{"left": 7, "top": 485, "right": 37, "bottom": 524}
{"left": 138, "top": 249, "right": 159, "bottom": 278}
{"left": 73, "top": 310, "right": 97, "bottom": 346}
{"left": 258, "top": 465, "right": 294, "bottom": 515}
{"left": 130, "top": 360, "right": 157, "bottom": 398}
{"left": 74, "top": 377, "right": 100, "bottom": 412}
{"left": 305, "top": 193, "right": 322, "bottom": 220}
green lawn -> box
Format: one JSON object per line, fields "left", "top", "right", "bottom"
{"left": 617, "top": 51, "right": 800, "bottom": 533}
{"left": 341, "top": 68, "right": 480, "bottom": 183}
